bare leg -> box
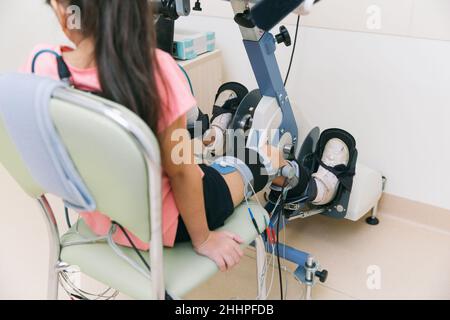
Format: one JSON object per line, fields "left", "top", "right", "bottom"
{"left": 221, "top": 145, "right": 289, "bottom": 207}
{"left": 222, "top": 172, "right": 247, "bottom": 207}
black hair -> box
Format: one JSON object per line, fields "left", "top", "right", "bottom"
{"left": 47, "top": 0, "right": 162, "bottom": 134}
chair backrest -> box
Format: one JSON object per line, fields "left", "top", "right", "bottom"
{"left": 0, "top": 118, "right": 44, "bottom": 198}
{"left": 0, "top": 85, "right": 162, "bottom": 244}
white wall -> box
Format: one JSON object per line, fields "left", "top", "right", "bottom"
{"left": 194, "top": 0, "right": 450, "bottom": 41}
{"left": 177, "top": 1, "right": 450, "bottom": 210}
{"left": 0, "top": 0, "right": 69, "bottom": 72}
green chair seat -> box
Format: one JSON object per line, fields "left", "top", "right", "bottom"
{"left": 61, "top": 200, "right": 268, "bottom": 299}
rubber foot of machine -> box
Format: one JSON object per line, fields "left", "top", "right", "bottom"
{"left": 366, "top": 216, "right": 380, "bottom": 226}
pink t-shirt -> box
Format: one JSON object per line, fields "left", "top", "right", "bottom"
{"left": 21, "top": 44, "right": 197, "bottom": 249}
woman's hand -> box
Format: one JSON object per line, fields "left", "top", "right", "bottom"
{"left": 194, "top": 231, "right": 245, "bottom": 272}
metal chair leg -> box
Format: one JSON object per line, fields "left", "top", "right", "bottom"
{"left": 37, "top": 196, "right": 61, "bottom": 300}
{"left": 255, "top": 235, "right": 267, "bottom": 300}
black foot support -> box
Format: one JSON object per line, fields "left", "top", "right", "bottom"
{"left": 366, "top": 216, "right": 380, "bottom": 226}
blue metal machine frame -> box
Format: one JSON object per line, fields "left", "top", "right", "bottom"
{"left": 243, "top": 32, "right": 298, "bottom": 144}
{"left": 244, "top": 28, "right": 318, "bottom": 284}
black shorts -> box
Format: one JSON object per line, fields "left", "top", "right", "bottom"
{"left": 175, "top": 164, "right": 235, "bottom": 243}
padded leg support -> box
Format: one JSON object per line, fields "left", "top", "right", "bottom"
{"left": 211, "top": 147, "right": 277, "bottom": 197}
{"left": 211, "top": 156, "right": 255, "bottom": 197}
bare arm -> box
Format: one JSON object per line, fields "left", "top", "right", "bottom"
{"left": 158, "top": 115, "right": 209, "bottom": 247}
{"left": 158, "top": 115, "right": 244, "bottom": 271}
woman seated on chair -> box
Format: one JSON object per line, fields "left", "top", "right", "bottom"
{"left": 23, "top": 0, "right": 350, "bottom": 271}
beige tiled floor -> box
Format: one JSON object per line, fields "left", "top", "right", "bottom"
{"left": 185, "top": 209, "right": 450, "bottom": 300}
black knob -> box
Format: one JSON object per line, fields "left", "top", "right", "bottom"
{"left": 234, "top": 10, "right": 255, "bottom": 29}
{"left": 315, "top": 269, "right": 328, "bottom": 283}
{"left": 275, "top": 26, "right": 291, "bottom": 47}
{"left": 193, "top": 0, "right": 202, "bottom": 11}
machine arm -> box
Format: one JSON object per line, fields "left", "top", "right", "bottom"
{"left": 151, "top": 0, "right": 192, "bottom": 54}
{"left": 151, "top": 0, "right": 192, "bottom": 19}
{"left": 251, "top": 0, "right": 321, "bottom": 31}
